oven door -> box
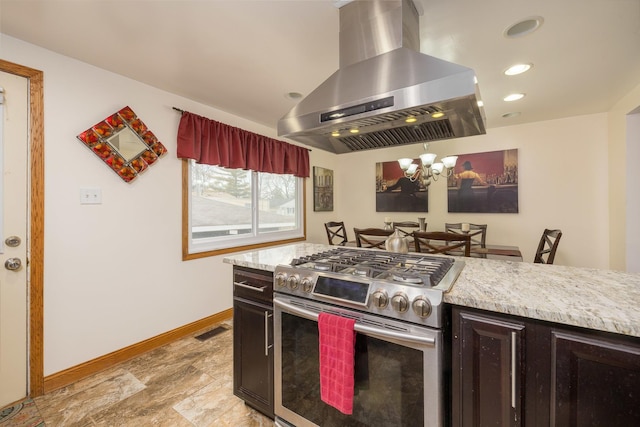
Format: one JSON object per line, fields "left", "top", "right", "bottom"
{"left": 274, "top": 294, "right": 445, "bottom": 427}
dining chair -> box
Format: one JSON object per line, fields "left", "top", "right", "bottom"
{"left": 393, "top": 221, "right": 421, "bottom": 238}
{"left": 324, "top": 221, "right": 349, "bottom": 246}
{"left": 445, "top": 223, "right": 487, "bottom": 248}
{"left": 353, "top": 228, "right": 394, "bottom": 249}
{"left": 412, "top": 231, "right": 472, "bottom": 257}
{"left": 534, "top": 229, "right": 562, "bottom": 264}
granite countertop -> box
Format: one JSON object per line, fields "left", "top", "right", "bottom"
{"left": 223, "top": 243, "right": 640, "bottom": 338}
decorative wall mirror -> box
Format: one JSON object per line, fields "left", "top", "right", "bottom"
{"left": 77, "top": 106, "right": 167, "bottom": 182}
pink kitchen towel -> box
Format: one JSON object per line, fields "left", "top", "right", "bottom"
{"left": 318, "top": 311, "right": 357, "bottom": 415}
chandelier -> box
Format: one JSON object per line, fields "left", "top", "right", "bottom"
{"left": 398, "top": 143, "right": 458, "bottom": 185}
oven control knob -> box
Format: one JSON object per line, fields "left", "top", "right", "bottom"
{"left": 286, "top": 274, "right": 300, "bottom": 290}
{"left": 274, "top": 272, "right": 287, "bottom": 288}
{"left": 301, "top": 277, "right": 314, "bottom": 293}
{"left": 371, "top": 290, "right": 389, "bottom": 308}
{"left": 391, "top": 293, "right": 409, "bottom": 313}
{"left": 412, "top": 297, "right": 432, "bottom": 318}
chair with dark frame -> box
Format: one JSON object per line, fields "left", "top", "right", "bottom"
{"left": 324, "top": 221, "right": 349, "bottom": 246}
{"left": 353, "top": 228, "right": 394, "bottom": 249}
{"left": 534, "top": 229, "right": 562, "bottom": 264}
{"left": 412, "top": 231, "right": 472, "bottom": 257}
{"left": 445, "top": 223, "right": 487, "bottom": 248}
{"left": 393, "top": 221, "right": 421, "bottom": 238}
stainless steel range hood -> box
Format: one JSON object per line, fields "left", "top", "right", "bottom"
{"left": 277, "top": 0, "right": 486, "bottom": 154}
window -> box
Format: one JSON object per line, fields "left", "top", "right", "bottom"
{"left": 185, "top": 160, "right": 305, "bottom": 257}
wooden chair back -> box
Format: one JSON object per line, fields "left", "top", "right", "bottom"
{"left": 324, "top": 221, "right": 348, "bottom": 246}
{"left": 353, "top": 228, "right": 394, "bottom": 249}
{"left": 534, "top": 229, "right": 562, "bottom": 264}
{"left": 412, "top": 231, "right": 472, "bottom": 257}
{"left": 393, "top": 221, "right": 421, "bottom": 238}
{"left": 445, "top": 223, "right": 487, "bottom": 248}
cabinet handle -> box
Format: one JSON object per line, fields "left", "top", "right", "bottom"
{"left": 511, "top": 331, "right": 516, "bottom": 409}
{"left": 234, "top": 280, "right": 267, "bottom": 292}
{"left": 265, "top": 311, "right": 273, "bottom": 356}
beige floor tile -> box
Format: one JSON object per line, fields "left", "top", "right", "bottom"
{"left": 25, "top": 321, "right": 268, "bottom": 427}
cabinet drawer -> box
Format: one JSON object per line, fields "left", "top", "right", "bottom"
{"left": 233, "top": 266, "right": 273, "bottom": 304}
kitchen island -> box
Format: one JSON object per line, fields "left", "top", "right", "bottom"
{"left": 223, "top": 242, "right": 640, "bottom": 337}
{"left": 224, "top": 243, "right": 640, "bottom": 426}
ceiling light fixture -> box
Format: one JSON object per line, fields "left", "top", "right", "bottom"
{"left": 504, "top": 63, "right": 532, "bottom": 76}
{"left": 284, "top": 92, "right": 303, "bottom": 100}
{"left": 504, "top": 16, "right": 544, "bottom": 38}
{"left": 405, "top": 116, "right": 417, "bottom": 123}
{"left": 398, "top": 143, "right": 457, "bottom": 186}
{"left": 504, "top": 93, "right": 525, "bottom": 102}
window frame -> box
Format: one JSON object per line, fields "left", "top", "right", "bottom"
{"left": 182, "top": 160, "right": 306, "bottom": 260}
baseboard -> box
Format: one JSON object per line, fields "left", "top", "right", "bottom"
{"left": 43, "top": 308, "right": 233, "bottom": 393}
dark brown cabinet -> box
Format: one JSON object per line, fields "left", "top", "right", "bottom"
{"left": 549, "top": 329, "right": 640, "bottom": 426}
{"left": 452, "top": 306, "right": 640, "bottom": 427}
{"left": 232, "top": 266, "right": 274, "bottom": 418}
{"left": 452, "top": 309, "right": 525, "bottom": 426}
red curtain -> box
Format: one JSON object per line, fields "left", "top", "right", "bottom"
{"left": 177, "top": 111, "right": 310, "bottom": 178}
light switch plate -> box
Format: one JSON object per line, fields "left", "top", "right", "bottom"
{"left": 80, "top": 188, "right": 102, "bottom": 204}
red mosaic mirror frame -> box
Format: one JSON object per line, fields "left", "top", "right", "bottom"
{"left": 77, "top": 106, "right": 167, "bottom": 183}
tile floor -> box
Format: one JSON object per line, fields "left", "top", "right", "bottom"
{"left": 30, "top": 320, "right": 274, "bottom": 426}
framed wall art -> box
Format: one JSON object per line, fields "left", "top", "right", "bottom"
{"left": 313, "top": 166, "right": 334, "bottom": 211}
{"left": 77, "top": 106, "right": 167, "bottom": 183}
{"left": 375, "top": 160, "right": 428, "bottom": 212}
{"left": 447, "top": 149, "right": 518, "bottom": 213}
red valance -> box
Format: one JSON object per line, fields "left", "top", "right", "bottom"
{"left": 176, "top": 111, "right": 310, "bottom": 178}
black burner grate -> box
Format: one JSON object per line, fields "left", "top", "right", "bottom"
{"left": 291, "top": 248, "right": 454, "bottom": 286}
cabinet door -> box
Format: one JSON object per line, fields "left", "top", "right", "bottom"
{"left": 453, "top": 308, "right": 525, "bottom": 427}
{"left": 233, "top": 298, "right": 274, "bottom": 418}
{"left": 550, "top": 330, "right": 640, "bottom": 426}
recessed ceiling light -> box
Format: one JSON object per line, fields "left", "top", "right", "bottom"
{"left": 504, "top": 63, "right": 532, "bottom": 76}
{"left": 405, "top": 116, "right": 417, "bottom": 123}
{"left": 504, "top": 93, "right": 525, "bottom": 102}
{"left": 504, "top": 16, "right": 544, "bottom": 38}
{"left": 331, "top": 130, "right": 340, "bottom": 137}
{"left": 502, "top": 112, "right": 521, "bottom": 118}
{"left": 431, "top": 112, "right": 445, "bottom": 119}
{"left": 477, "top": 100, "right": 484, "bottom": 108}
{"left": 284, "top": 92, "right": 303, "bottom": 100}
{"left": 349, "top": 128, "right": 359, "bottom": 134}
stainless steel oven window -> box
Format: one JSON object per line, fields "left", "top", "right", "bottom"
{"left": 274, "top": 297, "right": 444, "bottom": 427}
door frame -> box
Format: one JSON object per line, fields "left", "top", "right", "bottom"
{"left": 0, "top": 59, "right": 45, "bottom": 397}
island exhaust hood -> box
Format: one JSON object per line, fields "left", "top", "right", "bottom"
{"left": 277, "top": 0, "right": 486, "bottom": 154}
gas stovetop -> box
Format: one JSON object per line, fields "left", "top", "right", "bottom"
{"left": 290, "top": 247, "right": 456, "bottom": 287}
{"left": 274, "top": 247, "right": 465, "bottom": 327}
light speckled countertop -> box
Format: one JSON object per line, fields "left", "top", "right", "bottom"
{"left": 223, "top": 243, "right": 640, "bottom": 338}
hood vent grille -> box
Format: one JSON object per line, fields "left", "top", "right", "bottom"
{"left": 338, "top": 120, "right": 454, "bottom": 151}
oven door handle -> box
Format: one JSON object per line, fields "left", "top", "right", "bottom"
{"left": 274, "top": 298, "right": 436, "bottom": 346}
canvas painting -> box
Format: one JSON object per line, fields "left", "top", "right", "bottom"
{"left": 375, "top": 160, "right": 429, "bottom": 212}
{"left": 447, "top": 149, "right": 518, "bottom": 213}
{"left": 313, "top": 166, "right": 334, "bottom": 211}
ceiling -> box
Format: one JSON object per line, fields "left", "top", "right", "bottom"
{"left": 2, "top": 0, "right": 640, "bottom": 142}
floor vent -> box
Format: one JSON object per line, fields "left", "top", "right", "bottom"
{"left": 194, "top": 325, "right": 230, "bottom": 341}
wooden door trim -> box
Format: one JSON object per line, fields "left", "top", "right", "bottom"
{"left": 0, "top": 59, "right": 45, "bottom": 397}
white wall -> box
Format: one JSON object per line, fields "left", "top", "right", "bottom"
{"left": 608, "top": 81, "right": 640, "bottom": 271}
{"left": 305, "top": 114, "right": 611, "bottom": 269}
{"left": 626, "top": 111, "right": 640, "bottom": 273}
{"left": 1, "top": 34, "right": 302, "bottom": 375}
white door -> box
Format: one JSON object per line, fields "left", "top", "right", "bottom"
{"left": 0, "top": 70, "right": 29, "bottom": 407}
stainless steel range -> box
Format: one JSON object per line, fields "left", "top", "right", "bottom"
{"left": 273, "top": 247, "right": 464, "bottom": 427}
